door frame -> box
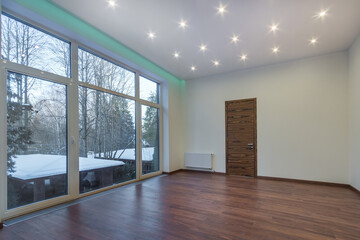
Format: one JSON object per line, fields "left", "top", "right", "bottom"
{"left": 225, "top": 98, "right": 257, "bottom": 177}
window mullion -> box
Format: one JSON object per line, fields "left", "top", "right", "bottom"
{"left": 0, "top": 68, "right": 8, "bottom": 223}
{"left": 135, "top": 72, "right": 142, "bottom": 180}
{"left": 139, "top": 99, "right": 161, "bottom": 109}
{"left": 68, "top": 41, "right": 79, "bottom": 199}
{"left": 79, "top": 82, "right": 137, "bottom": 101}
{"left": 2, "top": 61, "right": 71, "bottom": 85}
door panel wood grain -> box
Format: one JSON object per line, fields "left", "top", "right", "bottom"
{"left": 226, "top": 98, "right": 257, "bottom": 176}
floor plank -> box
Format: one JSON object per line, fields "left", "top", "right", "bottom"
{"left": 0, "top": 171, "right": 359, "bottom": 240}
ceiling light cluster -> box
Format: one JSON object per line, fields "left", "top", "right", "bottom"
{"left": 310, "top": 38, "right": 318, "bottom": 45}
{"left": 217, "top": 4, "right": 227, "bottom": 15}
{"left": 147, "top": 31, "right": 156, "bottom": 39}
{"left": 213, "top": 60, "right": 220, "bottom": 67}
{"left": 199, "top": 44, "right": 207, "bottom": 52}
{"left": 272, "top": 47, "right": 279, "bottom": 54}
{"left": 231, "top": 34, "right": 240, "bottom": 44}
{"left": 139, "top": 2, "right": 329, "bottom": 73}
{"left": 269, "top": 24, "right": 279, "bottom": 33}
{"left": 179, "top": 20, "right": 188, "bottom": 29}
{"left": 240, "top": 54, "right": 247, "bottom": 62}
{"left": 173, "top": 51, "right": 180, "bottom": 58}
{"left": 107, "top": 0, "right": 117, "bottom": 8}
{"left": 315, "top": 9, "right": 328, "bottom": 19}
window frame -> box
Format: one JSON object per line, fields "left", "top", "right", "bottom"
{"left": 1, "top": 12, "right": 72, "bottom": 78}
{"left": 139, "top": 75, "right": 160, "bottom": 104}
{"left": 78, "top": 46, "right": 137, "bottom": 98}
{"left": 0, "top": 11, "right": 163, "bottom": 220}
{"left": 0, "top": 60, "right": 74, "bottom": 219}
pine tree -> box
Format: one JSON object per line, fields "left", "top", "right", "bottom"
{"left": 142, "top": 93, "right": 159, "bottom": 171}
{"left": 117, "top": 98, "right": 135, "bottom": 149}
{"left": 142, "top": 94, "right": 158, "bottom": 147}
{"left": 7, "top": 80, "right": 33, "bottom": 174}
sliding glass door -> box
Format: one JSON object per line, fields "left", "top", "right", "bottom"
{"left": 139, "top": 76, "right": 160, "bottom": 176}
{"left": 79, "top": 87, "right": 136, "bottom": 193}
{"left": 141, "top": 105, "right": 160, "bottom": 175}
{"left": 78, "top": 48, "right": 137, "bottom": 194}
{"left": 6, "top": 72, "right": 68, "bottom": 209}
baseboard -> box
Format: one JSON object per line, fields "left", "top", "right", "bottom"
{"left": 163, "top": 171, "right": 360, "bottom": 193}
{"left": 257, "top": 176, "right": 349, "bottom": 188}
{"left": 162, "top": 169, "right": 183, "bottom": 175}
{"left": 349, "top": 185, "right": 360, "bottom": 194}
{"left": 163, "top": 169, "right": 226, "bottom": 175}
{"left": 181, "top": 169, "right": 226, "bottom": 175}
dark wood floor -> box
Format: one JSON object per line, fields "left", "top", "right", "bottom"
{"left": 1, "top": 171, "right": 360, "bottom": 240}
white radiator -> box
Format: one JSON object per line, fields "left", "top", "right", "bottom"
{"left": 184, "top": 153, "right": 213, "bottom": 170}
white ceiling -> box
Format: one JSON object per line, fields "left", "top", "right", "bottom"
{"left": 51, "top": 0, "right": 360, "bottom": 80}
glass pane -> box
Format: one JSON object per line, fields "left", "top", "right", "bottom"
{"left": 141, "top": 105, "right": 160, "bottom": 174}
{"left": 79, "top": 86, "right": 136, "bottom": 193}
{"left": 1, "top": 14, "right": 71, "bottom": 78}
{"left": 78, "top": 48, "right": 135, "bottom": 97}
{"left": 140, "top": 76, "right": 159, "bottom": 103}
{"left": 7, "top": 72, "right": 67, "bottom": 209}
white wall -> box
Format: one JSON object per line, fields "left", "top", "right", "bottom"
{"left": 349, "top": 35, "right": 360, "bottom": 190}
{"left": 185, "top": 52, "right": 349, "bottom": 184}
{"left": 163, "top": 79, "right": 186, "bottom": 172}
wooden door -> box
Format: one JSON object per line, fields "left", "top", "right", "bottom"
{"left": 225, "top": 98, "right": 257, "bottom": 176}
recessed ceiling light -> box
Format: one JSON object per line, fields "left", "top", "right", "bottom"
{"left": 212, "top": 60, "right": 220, "bottom": 66}
{"left": 107, "top": 0, "right": 117, "bottom": 8}
{"left": 217, "top": 3, "right": 227, "bottom": 15}
{"left": 315, "top": 9, "right": 328, "bottom": 19}
{"left": 310, "top": 38, "right": 318, "bottom": 45}
{"left": 179, "top": 20, "right": 188, "bottom": 29}
{"left": 269, "top": 24, "right": 279, "bottom": 33}
{"left": 173, "top": 51, "right": 180, "bottom": 58}
{"left": 272, "top": 46, "right": 279, "bottom": 54}
{"left": 199, "top": 44, "right": 207, "bottom": 52}
{"left": 35, "top": 45, "right": 39, "bottom": 49}
{"left": 231, "top": 34, "right": 240, "bottom": 44}
{"left": 240, "top": 54, "right": 248, "bottom": 62}
{"left": 191, "top": 66, "right": 196, "bottom": 71}
{"left": 21, "top": 53, "right": 26, "bottom": 58}
{"left": 147, "top": 31, "right": 156, "bottom": 39}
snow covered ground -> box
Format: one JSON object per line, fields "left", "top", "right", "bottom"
{"left": 9, "top": 154, "right": 125, "bottom": 180}
{"left": 97, "top": 147, "right": 155, "bottom": 162}
{"left": 9, "top": 147, "right": 156, "bottom": 181}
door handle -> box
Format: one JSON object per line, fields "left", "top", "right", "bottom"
{"left": 248, "top": 146, "right": 254, "bottom": 150}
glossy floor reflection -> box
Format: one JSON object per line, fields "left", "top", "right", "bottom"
{"left": 1, "top": 171, "right": 360, "bottom": 240}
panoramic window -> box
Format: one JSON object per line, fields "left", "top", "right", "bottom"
{"left": 78, "top": 48, "right": 138, "bottom": 194}
{"left": 0, "top": 13, "right": 162, "bottom": 218}
{"left": 7, "top": 72, "right": 67, "bottom": 209}
{"left": 78, "top": 87, "right": 136, "bottom": 193}
{"left": 140, "top": 76, "right": 159, "bottom": 103}
{"left": 1, "top": 14, "right": 71, "bottom": 77}
{"left": 78, "top": 48, "right": 135, "bottom": 97}
{"left": 141, "top": 105, "right": 160, "bottom": 174}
